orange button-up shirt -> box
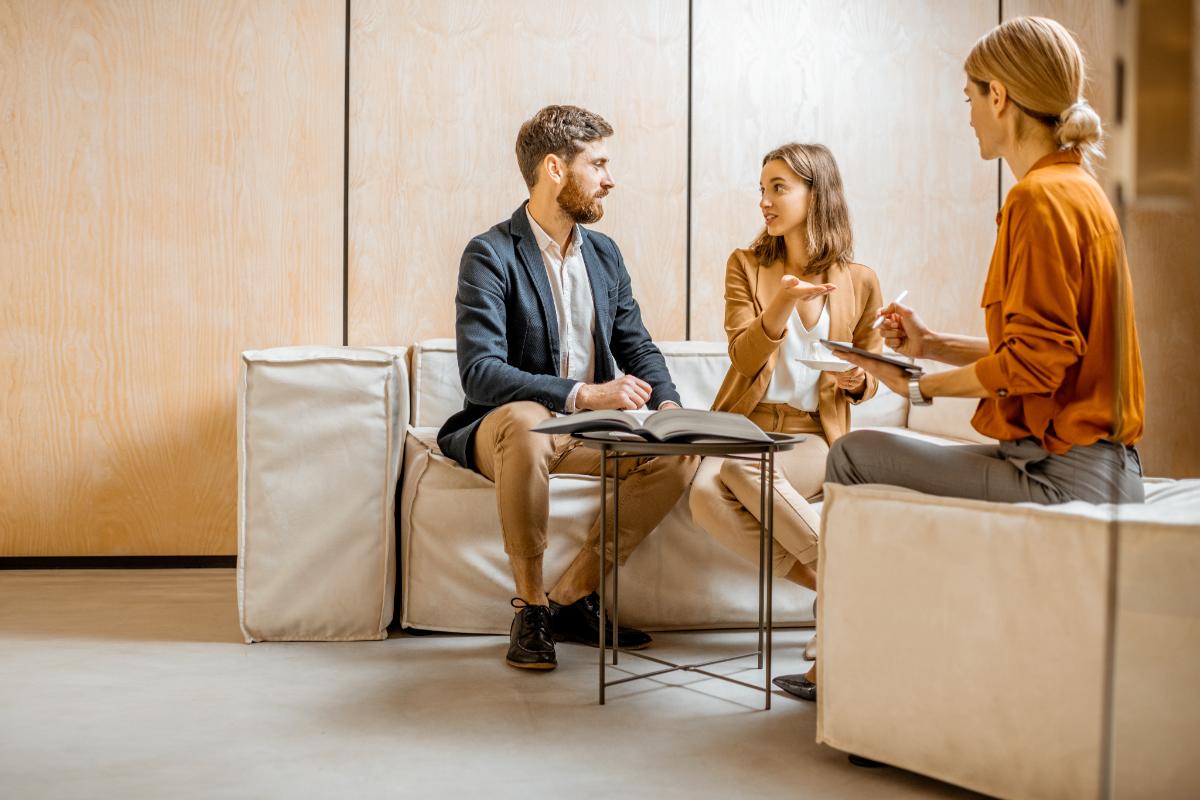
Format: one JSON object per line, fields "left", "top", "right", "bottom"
{"left": 972, "top": 151, "right": 1144, "bottom": 454}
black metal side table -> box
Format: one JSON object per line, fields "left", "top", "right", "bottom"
{"left": 571, "top": 431, "right": 803, "bottom": 709}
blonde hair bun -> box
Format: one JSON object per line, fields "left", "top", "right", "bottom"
{"left": 1057, "top": 99, "right": 1103, "bottom": 153}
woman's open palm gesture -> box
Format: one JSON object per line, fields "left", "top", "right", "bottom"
{"left": 780, "top": 274, "right": 835, "bottom": 302}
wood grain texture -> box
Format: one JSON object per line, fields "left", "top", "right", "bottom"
{"left": 0, "top": 1, "right": 344, "bottom": 555}
{"left": 1126, "top": 202, "right": 1200, "bottom": 477}
{"left": 1120, "top": 0, "right": 1200, "bottom": 478}
{"left": 689, "top": 1, "right": 999, "bottom": 343}
{"left": 347, "top": 0, "right": 689, "bottom": 346}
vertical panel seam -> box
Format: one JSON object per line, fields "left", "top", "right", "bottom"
{"left": 685, "top": 0, "right": 693, "bottom": 340}
{"left": 997, "top": 0, "right": 1004, "bottom": 216}
{"left": 342, "top": 0, "right": 352, "bottom": 347}
{"left": 1099, "top": 6, "right": 1121, "bottom": 795}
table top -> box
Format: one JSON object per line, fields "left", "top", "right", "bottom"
{"left": 570, "top": 431, "right": 804, "bottom": 456}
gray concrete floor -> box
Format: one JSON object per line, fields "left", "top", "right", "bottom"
{"left": 0, "top": 570, "right": 987, "bottom": 799}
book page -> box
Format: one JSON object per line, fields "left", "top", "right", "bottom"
{"left": 643, "top": 409, "right": 771, "bottom": 442}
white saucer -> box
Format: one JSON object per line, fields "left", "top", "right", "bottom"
{"left": 796, "top": 357, "right": 854, "bottom": 373}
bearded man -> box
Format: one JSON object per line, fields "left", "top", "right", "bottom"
{"left": 437, "top": 105, "right": 699, "bottom": 671}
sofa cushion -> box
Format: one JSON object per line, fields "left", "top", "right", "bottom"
{"left": 903, "top": 360, "right": 994, "bottom": 444}
{"left": 906, "top": 396, "right": 994, "bottom": 444}
{"left": 654, "top": 340, "right": 731, "bottom": 409}
{"left": 853, "top": 425, "right": 988, "bottom": 447}
{"left": 409, "top": 339, "right": 460, "bottom": 428}
{"left": 849, "top": 383, "right": 908, "bottom": 430}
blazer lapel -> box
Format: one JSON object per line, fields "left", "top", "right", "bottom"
{"left": 510, "top": 203, "right": 560, "bottom": 350}
{"left": 825, "top": 261, "right": 854, "bottom": 342}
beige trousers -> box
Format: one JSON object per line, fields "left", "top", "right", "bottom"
{"left": 473, "top": 401, "right": 699, "bottom": 566}
{"left": 689, "top": 403, "right": 828, "bottom": 576}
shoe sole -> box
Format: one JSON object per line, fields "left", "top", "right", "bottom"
{"left": 772, "top": 679, "right": 817, "bottom": 702}
{"left": 505, "top": 659, "right": 557, "bottom": 670}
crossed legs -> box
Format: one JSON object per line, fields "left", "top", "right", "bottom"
{"left": 473, "top": 401, "right": 699, "bottom": 606}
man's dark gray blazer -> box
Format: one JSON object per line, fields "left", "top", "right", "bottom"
{"left": 437, "top": 202, "right": 681, "bottom": 470}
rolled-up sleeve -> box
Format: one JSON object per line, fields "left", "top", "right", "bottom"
{"left": 974, "top": 194, "right": 1086, "bottom": 397}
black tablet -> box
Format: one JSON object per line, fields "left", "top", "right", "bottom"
{"left": 819, "top": 340, "right": 924, "bottom": 376}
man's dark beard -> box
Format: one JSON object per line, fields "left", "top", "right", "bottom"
{"left": 556, "top": 170, "right": 606, "bottom": 224}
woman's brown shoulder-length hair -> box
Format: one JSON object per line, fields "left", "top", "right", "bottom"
{"left": 751, "top": 142, "right": 854, "bottom": 275}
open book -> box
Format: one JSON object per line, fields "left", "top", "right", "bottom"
{"left": 531, "top": 408, "right": 772, "bottom": 444}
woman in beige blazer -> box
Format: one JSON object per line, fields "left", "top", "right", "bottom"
{"left": 689, "top": 143, "right": 884, "bottom": 700}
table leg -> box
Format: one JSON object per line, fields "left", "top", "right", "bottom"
{"left": 612, "top": 448, "right": 620, "bottom": 667}
{"left": 765, "top": 447, "right": 775, "bottom": 711}
{"left": 598, "top": 446, "right": 607, "bottom": 705}
{"left": 757, "top": 452, "right": 766, "bottom": 669}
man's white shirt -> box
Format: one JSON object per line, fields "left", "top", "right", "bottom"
{"left": 525, "top": 208, "right": 596, "bottom": 413}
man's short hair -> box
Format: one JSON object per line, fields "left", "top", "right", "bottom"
{"left": 515, "top": 105, "right": 613, "bottom": 190}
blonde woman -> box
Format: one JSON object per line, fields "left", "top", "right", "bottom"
{"left": 831, "top": 21, "right": 1144, "bottom": 517}
{"left": 689, "top": 143, "right": 884, "bottom": 701}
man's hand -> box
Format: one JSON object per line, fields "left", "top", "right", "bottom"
{"left": 576, "top": 375, "right": 653, "bottom": 411}
{"left": 878, "top": 302, "right": 934, "bottom": 358}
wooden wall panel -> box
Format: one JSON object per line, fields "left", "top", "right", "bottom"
{"left": 0, "top": 1, "right": 345, "bottom": 555}
{"left": 690, "top": 1, "right": 998, "bottom": 343}
{"left": 1120, "top": 0, "right": 1200, "bottom": 478}
{"left": 348, "top": 0, "right": 689, "bottom": 346}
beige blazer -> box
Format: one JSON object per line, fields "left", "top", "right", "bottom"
{"left": 711, "top": 248, "right": 884, "bottom": 444}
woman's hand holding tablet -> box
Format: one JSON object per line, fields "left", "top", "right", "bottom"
{"left": 818, "top": 339, "right": 924, "bottom": 376}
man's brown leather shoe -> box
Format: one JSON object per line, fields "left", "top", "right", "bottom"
{"left": 549, "top": 592, "right": 652, "bottom": 650}
{"left": 506, "top": 600, "right": 557, "bottom": 670}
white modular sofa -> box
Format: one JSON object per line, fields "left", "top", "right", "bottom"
{"left": 238, "top": 338, "right": 952, "bottom": 640}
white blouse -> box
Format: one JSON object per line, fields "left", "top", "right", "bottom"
{"left": 762, "top": 302, "right": 830, "bottom": 412}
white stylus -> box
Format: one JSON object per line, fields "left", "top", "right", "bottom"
{"left": 871, "top": 289, "right": 909, "bottom": 329}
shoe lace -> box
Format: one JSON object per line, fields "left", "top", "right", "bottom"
{"left": 510, "top": 597, "right": 552, "bottom": 636}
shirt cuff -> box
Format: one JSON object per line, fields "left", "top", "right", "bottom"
{"left": 657, "top": 400, "right": 680, "bottom": 410}
{"left": 973, "top": 355, "right": 1011, "bottom": 398}
{"left": 565, "top": 381, "right": 584, "bottom": 413}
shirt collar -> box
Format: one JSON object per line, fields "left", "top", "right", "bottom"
{"left": 997, "top": 150, "right": 1085, "bottom": 225}
{"left": 525, "top": 206, "right": 581, "bottom": 258}
{"left": 1027, "top": 149, "right": 1083, "bottom": 174}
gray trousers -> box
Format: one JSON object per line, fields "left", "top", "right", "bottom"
{"left": 826, "top": 430, "right": 1145, "bottom": 505}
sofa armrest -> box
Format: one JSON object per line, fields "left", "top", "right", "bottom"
{"left": 815, "top": 483, "right": 1110, "bottom": 798}
{"left": 237, "top": 345, "right": 408, "bottom": 642}
{"left": 815, "top": 481, "right": 1200, "bottom": 798}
